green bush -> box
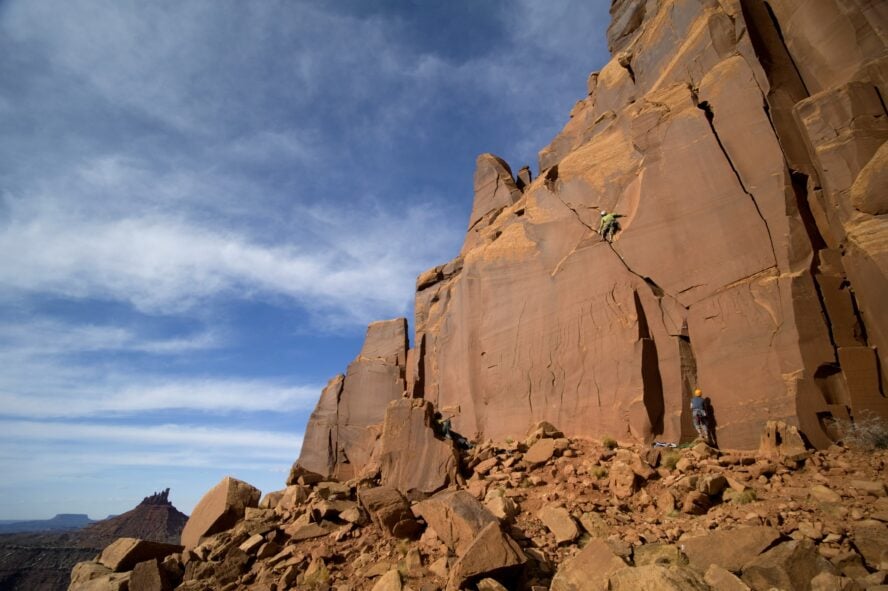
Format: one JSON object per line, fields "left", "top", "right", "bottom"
{"left": 732, "top": 489, "right": 757, "bottom": 505}
{"left": 602, "top": 436, "right": 618, "bottom": 450}
{"left": 662, "top": 451, "right": 680, "bottom": 470}
{"left": 591, "top": 466, "right": 608, "bottom": 479}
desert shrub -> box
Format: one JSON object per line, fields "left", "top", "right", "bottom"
{"left": 662, "top": 451, "right": 681, "bottom": 470}
{"left": 591, "top": 466, "right": 608, "bottom": 479}
{"left": 732, "top": 489, "right": 757, "bottom": 505}
{"left": 833, "top": 411, "right": 888, "bottom": 450}
{"left": 602, "top": 436, "right": 618, "bottom": 450}
{"left": 302, "top": 562, "right": 331, "bottom": 589}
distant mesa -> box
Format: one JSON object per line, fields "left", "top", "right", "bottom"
{"left": 0, "top": 513, "right": 95, "bottom": 535}
{"left": 0, "top": 488, "right": 187, "bottom": 591}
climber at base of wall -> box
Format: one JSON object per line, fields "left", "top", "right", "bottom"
{"left": 691, "top": 388, "right": 718, "bottom": 447}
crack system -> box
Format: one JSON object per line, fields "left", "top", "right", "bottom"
{"left": 695, "top": 97, "right": 779, "bottom": 266}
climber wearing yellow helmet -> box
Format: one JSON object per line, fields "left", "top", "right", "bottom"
{"left": 690, "top": 388, "right": 712, "bottom": 444}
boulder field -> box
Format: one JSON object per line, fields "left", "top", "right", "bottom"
{"left": 70, "top": 422, "right": 888, "bottom": 590}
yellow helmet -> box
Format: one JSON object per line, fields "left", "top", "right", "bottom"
{"left": 693, "top": 388, "right": 702, "bottom": 397}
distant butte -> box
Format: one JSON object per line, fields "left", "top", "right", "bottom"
{"left": 0, "top": 489, "right": 186, "bottom": 591}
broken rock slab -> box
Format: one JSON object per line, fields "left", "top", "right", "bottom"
{"left": 371, "top": 569, "right": 402, "bottom": 591}
{"left": 704, "top": 564, "right": 751, "bottom": 591}
{"left": 180, "top": 476, "right": 261, "bottom": 549}
{"left": 682, "top": 526, "right": 782, "bottom": 573}
{"left": 758, "top": 420, "right": 809, "bottom": 461}
{"left": 129, "top": 559, "right": 174, "bottom": 591}
{"left": 68, "top": 561, "right": 132, "bottom": 591}
{"left": 741, "top": 539, "right": 837, "bottom": 591}
{"left": 98, "top": 538, "right": 183, "bottom": 573}
{"left": 447, "top": 521, "right": 526, "bottom": 591}
{"left": 523, "top": 438, "right": 557, "bottom": 466}
{"left": 538, "top": 505, "right": 579, "bottom": 544}
{"left": 608, "top": 564, "right": 710, "bottom": 590}
{"left": 379, "top": 398, "right": 459, "bottom": 498}
{"left": 357, "top": 486, "right": 421, "bottom": 539}
{"left": 412, "top": 489, "right": 499, "bottom": 555}
{"left": 550, "top": 538, "right": 627, "bottom": 591}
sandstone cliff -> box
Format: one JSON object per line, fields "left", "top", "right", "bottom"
{"left": 295, "top": 0, "right": 888, "bottom": 483}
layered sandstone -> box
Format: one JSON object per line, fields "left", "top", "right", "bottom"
{"left": 293, "top": 0, "right": 888, "bottom": 482}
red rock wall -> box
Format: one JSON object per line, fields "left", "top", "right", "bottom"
{"left": 412, "top": 0, "right": 888, "bottom": 450}
{"left": 295, "top": 0, "right": 888, "bottom": 465}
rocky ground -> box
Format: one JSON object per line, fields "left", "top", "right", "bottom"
{"left": 70, "top": 421, "right": 888, "bottom": 591}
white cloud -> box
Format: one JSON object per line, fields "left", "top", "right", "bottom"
{"left": 0, "top": 374, "right": 323, "bottom": 418}
{"left": 0, "top": 318, "right": 219, "bottom": 355}
{"left": 0, "top": 422, "right": 302, "bottom": 485}
{"left": 0, "top": 420, "right": 300, "bottom": 450}
{"left": 0, "top": 187, "right": 454, "bottom": 325}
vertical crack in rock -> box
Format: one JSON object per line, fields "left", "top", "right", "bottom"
{"left": 635, "top": 291, "right": 665, "bottom": 437}
{"left": 759, "top": 1, "right": 810, "bottom": 96}
{"left": 695, "top": 98, "right": 779, "bottom": 266}
{"left": 677, "top": 331, "right": 699, "bottom": 443}
{"left": 788, "top": 171, "right": 841, "bottom": 363}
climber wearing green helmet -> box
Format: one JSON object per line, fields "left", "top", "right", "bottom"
{"left": 598, "top": 210, "right": 623, "bottom": 242}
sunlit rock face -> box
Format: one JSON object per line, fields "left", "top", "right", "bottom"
{"left": 295, "top": 0, "right": 888, "bottom": 463}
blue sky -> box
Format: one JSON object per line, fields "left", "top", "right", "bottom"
{"left": 0, "top": 0, "right": 611, "bottom": 520}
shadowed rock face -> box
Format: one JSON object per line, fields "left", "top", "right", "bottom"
{"left": 296, "top": 0, "right": 888, "bottom": 456}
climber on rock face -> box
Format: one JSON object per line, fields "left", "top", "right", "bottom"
{"left": 599, "top": 210, "right": 623, "bottom": 242}
{"left": 434, "top": 411, "right": 473, "bottom": 450}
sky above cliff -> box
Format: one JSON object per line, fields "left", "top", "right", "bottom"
{"left": 0, "top": 0, "right": 611, "bottom": 520}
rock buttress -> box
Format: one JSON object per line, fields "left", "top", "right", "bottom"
{"left": 290, "top": 318, "right": 408, "bottom": 482}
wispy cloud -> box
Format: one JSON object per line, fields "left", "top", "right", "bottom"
{"left": 1, "top": 187, "right": 456, "bottom": 325}
{"left": 0, "top": 422, "right": 302, "bottom": 487}
{"left": 0, "top": 318, "right": 219, "bottom": 355}
{"left": 0, "top": 420, "right": 300, "bottom": 450}
{"left": 0, "top": 374, "right": 323, "bottom": 418}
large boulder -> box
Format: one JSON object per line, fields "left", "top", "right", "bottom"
{"left": 180, "top": 477, "right": 261, "bottom": 549}
{"left": 447, "top": 522, "right": 526, "bottom": 591}
{"left": 608, "top": 564, "right": 710, "bottom": 590}
{"left": 98, "top": 538, "right": 183, "bottom": 573}
{"left": 68, "top": 561, "right": 131, "bottom": 591}
{"left": 681, "top": 526, "right": 782, "bottom": 573}
{"left": 741, "top": 539, "right": 837, "bottom": 591}
{"left": 538, "top": 505, "right": 579, "bottom": 544}
{"left": 412, "top": 490, "right": 499, "bottom": 555}
{"left": 550, "top": 538, "right": 627, "bottom": 591}
{"left": 129, "top": 559, "right": 175, "bottom": 591}
{"left": 379, "top": 398, "right": 459, "bottom": 497}
{"left": 357, "top": 486, "right": 421, "bottom": 539}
